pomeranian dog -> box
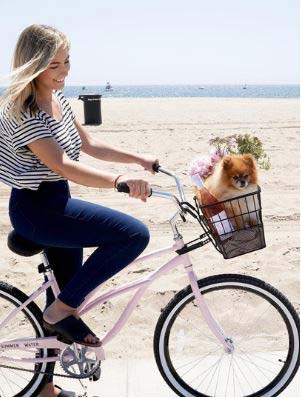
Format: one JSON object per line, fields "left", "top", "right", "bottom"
{"left": 204, "top": 154, "right": 259, "bottom": 229}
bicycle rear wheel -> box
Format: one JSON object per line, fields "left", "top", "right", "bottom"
{"left": 0, "top": 281, "right": 54, "bottom": 397}
{"left": 154, "top": 274, "right": 299, "bottom": 397}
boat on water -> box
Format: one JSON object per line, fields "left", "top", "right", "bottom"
{"left": 243, "top": 83, "right": 247, "bottom": 89}
{"left": 105, "top": 82, "right": 113, "bottom": 91}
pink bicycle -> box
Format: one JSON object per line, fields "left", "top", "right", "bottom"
{"left": 0, "top": 166, "right": 299, "bottom": 397}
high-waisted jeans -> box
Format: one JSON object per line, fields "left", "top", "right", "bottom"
{"left": 9, "top": 180, "right": 150, "bottom": 308}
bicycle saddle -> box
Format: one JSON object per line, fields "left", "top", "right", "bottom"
{"left": 7, "top": 230, "right": 45, "bottom": 257}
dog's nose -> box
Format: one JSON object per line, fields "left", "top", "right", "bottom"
{"left": 240, "top": 180, "right": 246, "bottom": 187}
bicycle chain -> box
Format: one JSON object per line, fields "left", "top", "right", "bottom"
{"left": 0, "top": 363, "right": 79, "bottom": 379}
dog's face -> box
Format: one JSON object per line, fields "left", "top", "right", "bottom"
{"left": 221, "top": 154, "right": 258, "bottom": 190}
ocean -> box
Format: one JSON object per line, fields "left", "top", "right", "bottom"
{"left": 0, "top": 85, "right": 299, "bottom": 98}
{"left": 65, "top": 84, "right": 299, "bottom": 98}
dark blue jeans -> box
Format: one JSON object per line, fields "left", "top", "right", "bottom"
{"left": 9, "top": 180, "right": 150, "bottom": 308}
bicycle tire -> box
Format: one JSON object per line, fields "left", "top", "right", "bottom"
{"left": 153, "top": 274, "right": 300, "bottom": 397}
{"left": 0, "top": 281, "right": 55, "bottom": 397}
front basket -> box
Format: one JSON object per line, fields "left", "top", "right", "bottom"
{"left": 195, "top": 187, "right": 266, "bottom": 259}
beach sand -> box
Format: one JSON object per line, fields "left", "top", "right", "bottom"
{"left": 0, "top": 97, "right": 299, "bottom": 365}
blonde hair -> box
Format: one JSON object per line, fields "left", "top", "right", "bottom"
{"left": 0, "top": 24, "right": 70, "bottom": 123}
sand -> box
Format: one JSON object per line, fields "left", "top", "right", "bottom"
{"left": 0, "top": 97, "right": 299, "bottom": 362}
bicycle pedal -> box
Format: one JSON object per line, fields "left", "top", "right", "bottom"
{"left": 89, "top": 366, "right": 101, "bottom": 381}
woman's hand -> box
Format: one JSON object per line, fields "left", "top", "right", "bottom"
{"left": 138, "top": 156, "right": 159, "bottom": 174}
{"left": 119, "top": 177, "right": 151, "bottom": 202}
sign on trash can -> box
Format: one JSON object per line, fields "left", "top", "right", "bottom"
{"left": 78, "top": 94, "right": 102, "bottom": 125}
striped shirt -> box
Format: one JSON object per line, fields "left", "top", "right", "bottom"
{"left": 0, "top": 91, "right": 82, "bottom": 190}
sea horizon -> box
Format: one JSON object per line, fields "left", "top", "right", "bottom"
{"left": 0, "top": 84, "right": 299, "bottom": 98}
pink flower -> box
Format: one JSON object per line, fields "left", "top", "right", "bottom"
{"left": 210, "top": 148, "right": 222, "bottom": 164}
{"left": 188, "top": 156, "right": 212, "bottom": 178}
{"left": 188, "top": 147, "right": 228, "bottom": 179}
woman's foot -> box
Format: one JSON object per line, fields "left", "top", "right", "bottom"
{"left": 38, "top": 382, "right": 76, "bottom": 396}
{"left": 43, "top": 299, "right": 99, "bottom": 345}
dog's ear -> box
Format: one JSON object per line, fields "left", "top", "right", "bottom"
{"left": 222, "top": 156, "right": 233, "bottom": 170}
{"left": 242, "top": 154, "right": 255, "bottom": 167}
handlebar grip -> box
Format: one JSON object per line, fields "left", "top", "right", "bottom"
{"left": 152, "top": 163, "right": 161, "bottom": 173}
{"left": 116, "top": 182, "right": 153, "bottom": 197}
{"left": 116, "top": 182, "right": 130, "bottom": 193}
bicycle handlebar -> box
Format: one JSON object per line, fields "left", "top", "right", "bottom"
{"left": 117, "top": 182, "right": 153, "bottom": 196}
{"left": 116, "top": 163, "right": 187, "bottom": 211}
{"left": 152, "top": 163, "right": 161, "bottom": 173}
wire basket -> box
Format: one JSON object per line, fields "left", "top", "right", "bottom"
{"left": 195, "top": 187, "right": 266, "bottom": 259}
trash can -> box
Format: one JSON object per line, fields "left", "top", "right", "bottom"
{"left": 78, "top": 94, "right": 102, "bottom": 125}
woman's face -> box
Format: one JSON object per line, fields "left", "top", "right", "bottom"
{"left": 35, "top": 46, "right": 70, "bottom": 91}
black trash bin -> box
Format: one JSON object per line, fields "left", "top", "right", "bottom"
{"left": 78, "top": 94, "right": 102, "bottom": 125}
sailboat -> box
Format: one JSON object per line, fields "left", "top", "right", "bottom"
{"left": 105, "top": 82, "right": 113, "bottom": 91}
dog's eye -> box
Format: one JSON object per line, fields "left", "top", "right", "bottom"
{"left": 233, "top": 176, "right": 239, "bottom": 181}
{"left": 244, "top": 175, "right": 249, "bottom": 178}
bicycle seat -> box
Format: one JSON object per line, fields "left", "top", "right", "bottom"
{"left": 7, "top": 230, "right": 45, "bottom": 257}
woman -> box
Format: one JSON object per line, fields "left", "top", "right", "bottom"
{"left": 0, "top": 24, "right": 157, "bottom": 397}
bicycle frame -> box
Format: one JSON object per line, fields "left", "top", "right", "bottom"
{"left": 0, "top": 235, "right": 233, "bottom": 366}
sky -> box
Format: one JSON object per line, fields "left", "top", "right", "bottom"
{"left": 0, "top": 0, "right": 299, "bottom": 85}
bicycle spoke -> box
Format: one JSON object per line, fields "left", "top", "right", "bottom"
{"left": 225, "top": 353, "right": 233, "bottom": 396}
{"left": 238, "top": 352, "right": 279, "bottom": 375}
{"left": 232, "top": 356, "right": 236, "bottom": 397}
{"left": 213, "top": 354, "right": 223, "bottom": 396}
{"left": 2, "top": 366, "right": 31, "bottom": 382}
{"left": 175, "top": 346, "right": 221, "bottom": 371}
{"left": 234, "top": 352, "right": 265, "bottom": 391}
{"left": 195, "top": 353, "right": 224, "bottom": 391}
{"left": 0, "top": 379, "right": 5, "bottom": 396}
{"left": 231, "top": 358, "right": 246, "bottom": 397}
{"left": 0, "top": 367, "right": 20, "bottom": 395}
{"left": 178, "top": 311, "right": 219, "bottom": 345}
{"left": 204, "top": 352, "right": 224, "bottom": 394}
{"left": 245, "top": 350, "right": 286, "bottom": 366}
{"left": 236, "top": 346, "right": 277, "bottom": 379}
{"left": 232, "top": 355, "right": 255, "bottom": 393}
{"left": 243, "top": 304, "right": 272, "bottom": 330}
{"left": 180, "top": 354, "right": 216, "bottom": 379}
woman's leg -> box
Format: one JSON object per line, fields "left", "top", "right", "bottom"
{"left": 44, "top": 247, "right": 83, "bottom": 308}
{"left": 10, "top": 195, "right": 149, "bottom": 344}
{"left": 43, "top": 247, "right": 83, "bottom": 387}
{"left": 27, "top": 198, "right": 150, "bottom": 308}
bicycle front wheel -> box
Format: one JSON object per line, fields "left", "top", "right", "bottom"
{"left": 154, "top": 274, "right": 299, "bottom": 397}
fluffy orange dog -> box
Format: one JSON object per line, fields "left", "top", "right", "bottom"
{"left": 204, "top": 154, "right": 259, "bottom": 229}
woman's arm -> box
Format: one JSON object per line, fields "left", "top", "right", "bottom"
{"left": 74, "top": 118, "right": 158, "bottom": 173}
{"left": 28, "top": 137, "right": 117, "bottom": 188}
{"left": 27, "top": 137, "right": 150, "bottom": 201}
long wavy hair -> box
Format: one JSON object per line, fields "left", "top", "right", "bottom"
{"left": 0, "top": 24, "right": 70, "bottom": 123}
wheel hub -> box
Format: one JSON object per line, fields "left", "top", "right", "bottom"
{"left": 224, "top": 337, "right": 234, "bottom": 354}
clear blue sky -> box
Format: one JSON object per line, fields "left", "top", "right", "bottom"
{"left": 1, "top": 0, "right": 299, "bottom": 85}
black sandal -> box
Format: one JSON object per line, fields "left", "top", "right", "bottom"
{"left": 43, "top": 315, "right": 101, "bottom": 347}
{"left": 55, "top": 385, "right": 76, "bottom": 397}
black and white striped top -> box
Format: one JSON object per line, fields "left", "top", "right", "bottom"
{"left": 0, "top": 91, "right": 82, "bottom": 190}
